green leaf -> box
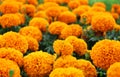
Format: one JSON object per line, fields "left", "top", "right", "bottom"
{"left": 9, "top": 69, "right": 14, "bottom": 77}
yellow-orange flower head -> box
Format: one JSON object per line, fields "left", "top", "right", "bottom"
{"left": 44, "top": 0, "right": 57, "bottom": 3}
{"left": 91, "top": 12, "right": 116, "bottom": 32}
{"left": 23, "top": 51, "right": 55, "bottom": 77}
{"left": 75, "top": 59, "right": 97, "bottom": 77}
{"left": 65, "top": 36, "right": 87, "bottom": 56}
{"left": 58, "top": 11, "right": 77, "bottom": 24}
{"left": 25, "top": 36, "right": 39, "bottom": 51}
{"left": 73, "top": 7, "right": 86, "bottom": 16}
{"left": 0, "top": 31, "right": 28, "bottom": 54}
{"left": 48, "top": 21, "right": 68, "bottom": 35}
{"left": 90, "top": 39, "right": 120, "bottom": 70}
{"left": 0, "top": 58, "right": 21, "bottom": 77}
{"left": 90, "top": 6, "right": 106, "bottom": 12}
{"left": 93, "top": 2, "right": 106, "bottom": 9}
{"left": 53, "top": 40, "right": 73, "bottom": 56}
{"left": 29, "top": 17, "right": 49, "bottom": 32}
{"left": 19, "top": 26, "right": 42, "bottom": 41}
{"left": 0, "top": 1, "right": 20, "bottom": 14}
{"left": 21, "top": 4, "right": 36, "bottom": 17}
{"left": 45, "top": 6, "right": 61, "bottom": 18}
{"left": 0, "top": 14, "right": 21, "bottom": 28}
{"left": 53, "top": 55, "right": 77, "bottom": 69}
{"left": 27, "top": 0, "right": 38, "bottom": 6}
{"left": 68, "top": 0, "right": 81, "bottom": 10}
{"left": 70, "top": 24, "right": 83, "bottom": 37}
{"left": 16, "top": 13, "right": 25, "bottom": 25}
{"left": 107, "top": 62, "right": 120, "bottom": 77}
{"left": 78, "top": 0, "right": 88, "bottom": 5}
{"left": 50, "top": 67, "right": 85, "bottom": 77}
{"left": 0, "top": 48, "right": 23, "bottom": 67}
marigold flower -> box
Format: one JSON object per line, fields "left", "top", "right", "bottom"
{"left": 53, "top": 40, "right": 73, "bottom": 56}
{"left": 0, "top": 14, "right": 21, "bottom": 28}
{"left": 0, "top": 58, "right": 21, "bottom": 77}
{"left": 59, "top": 6, "right": 69, "bottom": 12}
{"left": 0, "top": 48, "right": 23, "bottom": 67}
{"left": 78, "top": 5, "right": 91, "bottom": 11}
{"left": 50, "top": 67, "right": 85, "bottom": 77}
{"left": 21, "top": 4, "right": 36, "bottom": 17}
{"left": 73, "top": 7, "right": 86, "bottom": 16}
{"left": 45, "top": 6, "right": 61, "bottom": 18}
{"left": 107, "top": 62, "right": 120, "bottom": 77}
{"left": 111, "top": 12, "right": 119, "bottom": 20}
{"left": 75, "top": 59, "right": 97, "bottom": 77}
{"left": 44, "top": 0, "right": 57, "bottom": 3}
{"left": 53, "top": 55, "right": 77, "bottom": 69}
{"left": 0, "top": 31, "right": 28, "bottom": 54}
{"left": 19, "top": 26, "right": 42, "bottom": 41}
{"left": 90, "top": 6, "right": 106, "bottom": 12}
{"left": 56, "top": 0, "right": 70, "bottom": 4}
{"left": 23, "top": 51, "right": 55, "bottom": 77}
{"left": 59, "top": 26, "right": 73, "bottom": 39}
{"left": 25, "top": 36, "right": 39, "bottom": 51}
{"left": 78, "top": 0, "right": 88, "bottom": 5}
{"left": 58, "top": 11, "right": 77, "bottom": 24}
{"left": 117, "top": 7, "right": 120, "bottom": 15}
{"left": 16, "top": 13, "right": 25, "bottom": 25}
{"left": 0, "top": 1, "right": 20, "bottom": 14}
{"left": 91, "top": 12, "right": 116, "bottom": 32}
{"left": 90, "top": 39, "right": 120, "bottom": 70}
{"left": 29, "top": 17, "right": 49, "bottom": 32}
{"left": 48, "top": 21, "right": 68, "bottom": 35}
{"left": 65, "top": 36, "right": 87, "bottom": 56}
{"left": 68, "top": 0, "right": 81, "bottom": 10}
{"left": 93, "top": 2, "right": 106, "bottom": 9}
{"left": 37, "top": 2, "right": 59, "bottom": 11}
{"left": 70, "top": 24, "right": 83, "bottom": 37}
{"left": 80, "top": 11, "right": 96, "bottom": 24}
{"left": 114, "top": 24, "right": 120, "bottom": 31}
{"left": 27, "top": 0, "right": 38, "bottom": 6}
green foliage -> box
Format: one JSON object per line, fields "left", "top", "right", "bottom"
{"left": 9, "top": 69, "right": 14, "bottom": 77}
{"left": 39, "top": 32, "right": 58, "bottom": 54}
{"left": 38, "top": 0, "right": 44, "bottom": 4}
{"left": 89, "top": 0, "right": 120, "bottom": 11}
{"left": 97, "top": 68, "right": 106, "bottom": 77}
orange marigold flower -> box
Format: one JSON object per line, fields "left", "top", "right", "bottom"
{"left": 111, "top": 12, "right": 119, "bottom": 20}
{"left": 75, "top": 59, "right": 97, "bottom": 77}
{"left": 78, "top": 5, "right": 91, "bottom": 11}
{"left": 0, "top": 14, "right": 21, "bottom": 28}
{"left": 59, "top": 6, "right": 69, "bottom": 12}
{"left": 59, "top": 26, "right": 73, "bottom": 39}
{"left": 68, "top": 0, "right": 81, "bottom": 10}
{"left": 0, "top": 31, "right": 28, "bottom": 54}
{"left": 70, "top": 24, "right": 83, "bottom": 37}
{"left": 37, "top": 2, "right": 59, "bottom": 11}
{"left": 78, "top": 0, "right": 88, "bottom": 5}
{"left": 53, "top": 55, "right": 77, "bottom": 69}
{"left": 93, "top": 2, "right": 106, "bottom": 9}
{"left": 27, "top": 0, "right": 38, "bottom": 6}
{"left": 90, "top": 6, "right": 106, "bottom": 12}
{"left": 19, "top": 26, "right": 42, "bottom": 41}
{"left": 65, "top": 36, "right": 87, "bottom": 56}
{"left": 80, "top": 11, "right": 96, "bottom": 24}
{"left": 107, "top": 62, "right": 120, "bottom": 77}
{"left": 16, "top": 13, "right": 25, "bottom": 25}
{"left": 50, "top": 67, "right": 85, "bottom": 77}
{"left": 58, "top": 11, "right": 77, "bottom": 24}
{"left": 112, "top": 4, "right": 120, "bottom": 9}
{"left": 25, "top": 36, "right": 39, "bottom": 51}
{"left": 53, "top": 40, "right": 73, "bottom": 56}
{"left": 91, "top": 12, "right": 116, "bottom": 32}
{"left": 0, "top": 1, "right": 20, "bottom": 14}
{"left": 114, "top": 24, "right": 120, "bottom": 31}
{"left": 23, "top": 51, "right": 55, "bottom": 77}
{"left": 0, "top": 48, "right": 23, "bottom": 67}
{"left": 29, "top": 17, "right": 49, "bottom": 32}
{"left": 117, "top": 7, "right": 120, "bottom": 15}
{"left": 73, "top": 7, "right": 86, "bottom": 16}
{"left": 48, "top": 21, "right": 68, "bottom": 35}
{"left": 44, "top": 0, "right": 57, "bottom": 3}
{"left": 90, "top": 39, "right": 120, "bottom": 70}
{"left": 45, "top": 6, "right": 61, "bottom": 18}
{"left": 0, "top": 58, "right": 21, "bottom": 77}
{"left": 56, "top": 0, "right": 71, "bottom": 4}
{"left": 21, "top": 4, "right": 36, "bottom": 17}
